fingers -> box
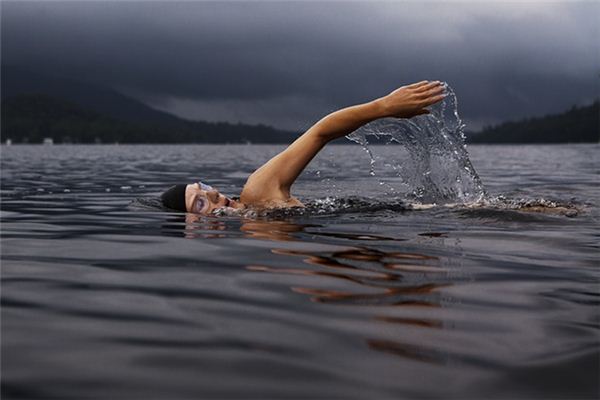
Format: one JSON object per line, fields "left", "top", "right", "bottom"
{"left": 406, "top": 80, "right": 430, "bottom": 89}
{"left": 414, "top": 80, "right": 443, "bottom": 93}
{"left": 417, "top": 84, "right": 446, "bottom": 99}
{"left": 422, "top": 93, "right": 446, "bottom": 107}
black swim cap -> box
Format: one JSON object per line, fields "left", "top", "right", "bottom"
{"left": 161, "top": 184, "right": 188, "bottom": 212}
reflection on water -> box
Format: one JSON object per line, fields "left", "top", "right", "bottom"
{"left": 240, "top": 219, "right": 319, "bottom": 242}
{"left": 181, "top": 215, "right": 450, "bottom": 363}
{"left": 248, "top": 245, "right": 446, "bottom": 307}
{"left": 184, "top": 214, "right": 228, "bottom": 239}
{"left": 366, "top": 339, "right": 444, "bottom": 364}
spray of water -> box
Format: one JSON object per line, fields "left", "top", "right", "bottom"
{"left": 346, "top": 83, "right": 486, "bottom": 205}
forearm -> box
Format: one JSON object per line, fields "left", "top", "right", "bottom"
{"left": 309, "top": 80, "right": 445, "bottom": 143}
{"left": 249, "top": 97, "right": 392, "bottom": 194}
{"left": 308, "top": 99, "right": 386, "bottom": 143}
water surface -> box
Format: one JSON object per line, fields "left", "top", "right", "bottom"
{"left": 1, "top": 143, "right": 599, "bottom": 399}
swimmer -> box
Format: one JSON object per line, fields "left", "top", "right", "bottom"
{"left": 161, "top": 80, "right": 446, "bottom": 214}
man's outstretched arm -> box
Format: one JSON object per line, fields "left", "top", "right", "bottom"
{"left": 240, "top": 80, "right": 446, "bottom": 205}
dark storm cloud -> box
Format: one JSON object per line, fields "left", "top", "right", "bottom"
{"left": 2, "top": 1, "right": 598, "bottom": 130}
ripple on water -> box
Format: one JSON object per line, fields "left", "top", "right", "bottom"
{"left": 1, "top": 143, "right": 599, "bottom": 399}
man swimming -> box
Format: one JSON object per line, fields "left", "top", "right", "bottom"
{"left": 161, "top": 80, "right": 446, "bottom": 214}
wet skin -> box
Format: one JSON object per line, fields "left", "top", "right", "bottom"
{"left": 185, "top": 183, "right": 243, "bottom": 215}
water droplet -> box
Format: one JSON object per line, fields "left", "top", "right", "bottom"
{"left": 344, "top": 83, "right": 486, "bottom": 204}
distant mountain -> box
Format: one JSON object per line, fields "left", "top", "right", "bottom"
{"left": 6, "top": 66, "right": 596, "bottom": 145}
{"left": 0, "top": 66, "right": 300, "bottom": 143}
{"left": 468, "top": 102, "right": 599, "bottom": 144}
{"left": 1, "top": 94, "right": 299, "bottom": 144}
{"left": 1, "top": 65, "right": 184, "bottom": 126}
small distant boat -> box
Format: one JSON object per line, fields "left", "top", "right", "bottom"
{"left": 43, "top": 138, "right": 54, "bottom": 145}
{"left": 5, "top": 139, "right": 12, "bottom": 146}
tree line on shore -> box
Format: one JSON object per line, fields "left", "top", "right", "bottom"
{"left": 1, "top": 94, "right": 299, "bottom": 144}
{"left": 1, "top": 93, "right": 598, "bottom": 144}
{"left": 468, "top": 101, "right": 598, "bottom": 144}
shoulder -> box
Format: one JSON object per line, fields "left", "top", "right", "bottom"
{"left": 240, "top": 176, "right": 304, "bottom": 208}
{"left": 239, "top": 169, "right": 280, "bottom": 204}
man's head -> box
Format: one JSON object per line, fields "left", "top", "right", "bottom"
{"left": 160, "top": 184, "right": 187, "bottom": 212}
{"left": 161, "top": 182, "right": 241, "bottom": 214}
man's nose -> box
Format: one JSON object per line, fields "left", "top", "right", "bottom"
{"left": 207, "top": 190, "right": 220, "bottom": 203}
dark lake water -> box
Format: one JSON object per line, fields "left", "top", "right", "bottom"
{"left": 1, "top": 143, "right": 599, "bottom": 399}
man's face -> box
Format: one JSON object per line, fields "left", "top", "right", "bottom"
{"left": 185, "top": 183, "right": 241, "bottom": 215}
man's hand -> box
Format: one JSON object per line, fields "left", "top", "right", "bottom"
{"left": 375, "top": 80, "right": 446, "bottom": 119}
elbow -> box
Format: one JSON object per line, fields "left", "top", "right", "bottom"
{"left": 308, "top": 122, "right": 336, "bottom": 144}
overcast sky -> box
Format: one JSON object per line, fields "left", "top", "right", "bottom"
{"left": 2, "top": 1, "right": 599, "bottom": 131}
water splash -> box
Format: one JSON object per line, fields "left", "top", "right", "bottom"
{"left": 346, "top": 84, "right": 486, "bottom": 205}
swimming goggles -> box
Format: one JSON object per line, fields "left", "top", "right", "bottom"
{"left": 197, "top": 181, "right": 213, "bottom": 191}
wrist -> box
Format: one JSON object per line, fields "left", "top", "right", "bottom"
{"left": 369, "top": 97, "right": 390, "bottom": 119}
